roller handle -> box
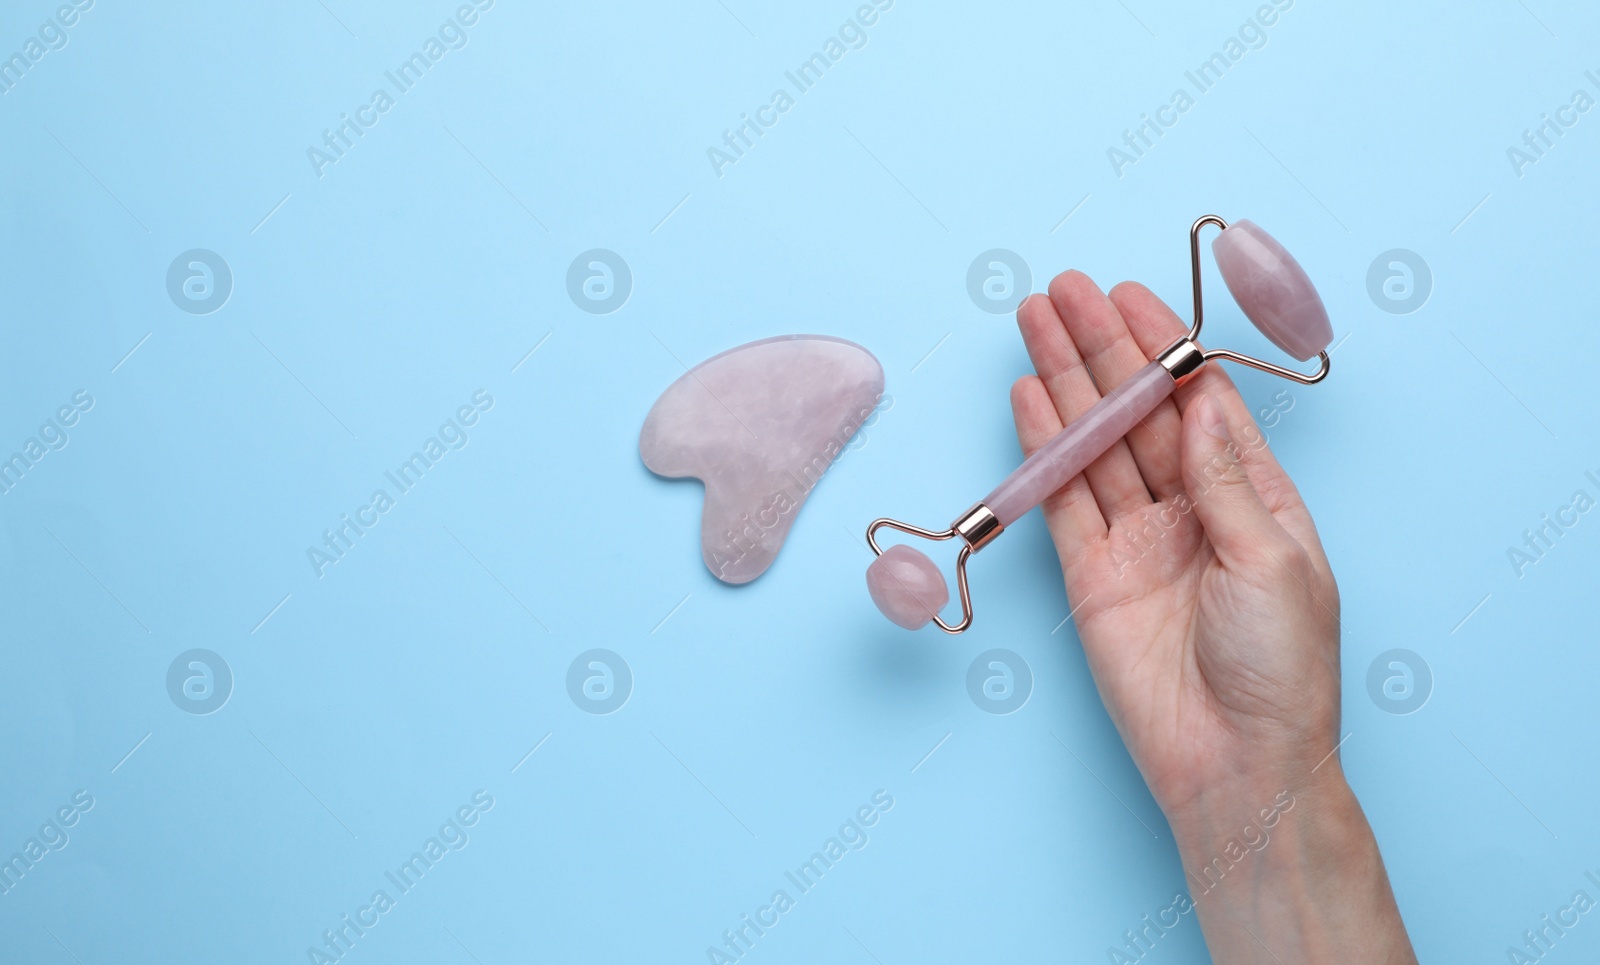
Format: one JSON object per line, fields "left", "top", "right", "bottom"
{"left": 983, "top": 361, "right": 1175, "bottom": 527}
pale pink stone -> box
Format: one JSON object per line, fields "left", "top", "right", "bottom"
{"left": 866, "top": 544, "right": 950, "bottom": 630}
{"left": 640, "top": 335, "right": 884, "bottom": 584}
{"left": 1212, "top": 219, "right": 1333, "bottom": 362}
{"left": 984, "top": 360, "right": 1174, "bottom": 527}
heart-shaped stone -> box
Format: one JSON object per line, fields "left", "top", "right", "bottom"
{"left": 640, "top": 335, "right": 884, "bottom": 584}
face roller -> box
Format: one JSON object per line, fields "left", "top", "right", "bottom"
{"left": 865, "top": 216, "right": 1335, "bottom": 632}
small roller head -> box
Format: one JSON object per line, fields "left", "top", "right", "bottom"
{"left": 1212, "top": 219, "right": 1333, "bottom": 362}
{"left": 866, "top": 544, "right": 950, "bottom": 630}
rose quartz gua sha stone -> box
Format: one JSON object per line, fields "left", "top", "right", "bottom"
{"left": 867, "top": 217, "right": 1334, "bottom": 631}
{"left": 641, "top": 335, "right": 884, "bottom": 584}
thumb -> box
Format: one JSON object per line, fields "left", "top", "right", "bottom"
{"left": 1180, "top": 394, "right": 1285, "bottom": 568}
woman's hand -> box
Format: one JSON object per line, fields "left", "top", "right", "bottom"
{"left": 1011, "top": 272, "right": 1415, "bottom": 964}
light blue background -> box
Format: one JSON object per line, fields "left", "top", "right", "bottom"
{"left": 2, "top": 0, "right": 1597, "bottom": 961}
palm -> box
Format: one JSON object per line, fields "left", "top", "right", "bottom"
{"left": 1010, "top": 274, "right": 1340, "bottom": 816}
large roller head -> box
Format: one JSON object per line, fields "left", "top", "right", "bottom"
{"left": 1212, "top": 219, "right": 1333, "bottom": 361}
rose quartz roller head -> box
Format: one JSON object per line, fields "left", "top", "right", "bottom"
{"left": 866, "top": 216, "right": 1333, "bottom": 632}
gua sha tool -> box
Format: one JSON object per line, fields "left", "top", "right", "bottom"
{"left": 866, "top": 216, "right": 1334, "bottom": 632}
{"left": 642, "top": 335, "right": 884, "bottom": 584}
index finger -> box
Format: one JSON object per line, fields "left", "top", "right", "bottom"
{"left": 1108, "top": 281, "right": 1324, "bottom": 551}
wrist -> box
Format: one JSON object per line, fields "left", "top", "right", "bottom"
{"left": 1168, "top": 764, "right": 1359, "bottom": 893}
{"left": 1165, "top": 767, "right": 1416, "bottom": 964}
{"left": 1165, "top": 756, "right": 1353, "bottom": 861}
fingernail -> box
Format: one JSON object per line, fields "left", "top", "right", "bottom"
{"left": 1198, "top": 395, "right": 1231, "bottom": 441}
